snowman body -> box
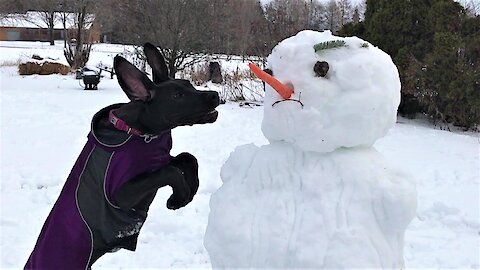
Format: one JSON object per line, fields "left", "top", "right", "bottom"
{"left": 204, "top": 30, "right": 417, "bottom": 269}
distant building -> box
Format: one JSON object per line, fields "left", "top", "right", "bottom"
{"left": 0, "top": 11, "right": 100, "bottom": 43}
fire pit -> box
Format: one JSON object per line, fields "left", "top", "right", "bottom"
{"left": 82, "top": 69, "right": 101, "bottom": 90}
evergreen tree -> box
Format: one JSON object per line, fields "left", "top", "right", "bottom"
{"left": 364, "top": 0, "right": 433, "bottom": 61}
{"left": 339, "top": 0, "right": 480, "bottom": 130}
{"left": 417, "top": 1, "right": 479, "bottom": 129}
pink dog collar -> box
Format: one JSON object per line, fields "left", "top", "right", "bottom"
{"left": 108, "top": 110, "right": 143, "bottom": 136}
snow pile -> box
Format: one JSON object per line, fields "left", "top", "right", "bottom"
{"left": 18, "top": 55, "right": 64, "bottom": 65}
{"left": 204, "top": 30, "right": 417, "bottom": 268}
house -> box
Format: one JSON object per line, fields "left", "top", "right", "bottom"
{"left": 0, "top": 11, "right": 100, "bottom": 43}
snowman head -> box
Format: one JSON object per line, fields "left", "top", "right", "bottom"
{"left": 252, "top": 30, "right": 401, "bottom": 153}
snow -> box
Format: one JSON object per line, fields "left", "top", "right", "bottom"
{"left": 206, "top": 143, "right": 417, "bottom": 268}
{"left": 0, "top": 41, "right": 479, "bottom": 269}
{"left": 0, "top": 41, "right": 130, "bottom": 69}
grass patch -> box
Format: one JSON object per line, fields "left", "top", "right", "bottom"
{"left": 0, "top": 58, "right": 22, "bottom": 67}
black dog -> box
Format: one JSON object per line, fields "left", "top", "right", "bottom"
{"left": 25, "top": 43, "right": 220, "bottom": 269}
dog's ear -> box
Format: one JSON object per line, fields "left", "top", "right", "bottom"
{"left": 144, "top": 42, "right": 169, "bottom": 84}
{"left": 114, "top": 55, "right": 155, "bottom": 101}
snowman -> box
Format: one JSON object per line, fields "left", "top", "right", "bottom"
{"left": 204, "top": 30, "right": 417, "bottom": 269}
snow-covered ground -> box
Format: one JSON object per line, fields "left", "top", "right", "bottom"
{"left": 0, "top": 41, "right": 479, "bottom": 269}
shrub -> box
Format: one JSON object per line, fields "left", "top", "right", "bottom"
{"left": 221, "top": 67, "right": 263, "bottom": 102}
{"left": 0, "top": 59, "right": 22, "bottom": 67}
{"left": 189, "top": 62, "right": 209, "bottom": 86}
{"left": 182, "top": 59, "right": 264, "bottom": 103}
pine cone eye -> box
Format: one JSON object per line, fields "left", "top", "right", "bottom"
{"left": 314, "top": 61, "right": 329, "bottom": 77}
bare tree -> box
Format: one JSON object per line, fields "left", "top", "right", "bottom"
{"left": 356, "top": 0, "right": 367, "bottom": 21}
{"left": 336, "top": 0, "right": 352, "bottom": 27}
{"left": 0, "top": 0, "right": 62, "bottom": 45}
{"left": 324, "top": 0, "right": 341, "bottom": 33}
{"left": 94, "top": 0, "right": 364, "bottom": 62}
{"left": 306, "top": 0, "right": 325, "bottom": 31}
{"left": 248, "top": 2, "right": 272, "bottom": 57}
{"left": 62, "top": 0, "right": 96, "bottom": 70}
{"left": 109, "top": 0, "right": 211, "bottom": 77}
{"left": 26, "top": 0, "right": 63, "bottom": 45}
{"left": 203, "top": 0, "right": 232, "bottom": 54}
{"left": 463, "top": 0, "right": 480, "bottom": 16}
{"left": 263, "top": 0, "right": 311, "bottom": 48}
{"left": 0, "top": 0, "right": 26, "bottom": 14}
{"left": 352, "top": 7, "right": 360, "bottom": 24}
{"left": 224, "top": 0, "right": 264, "bottom": 56}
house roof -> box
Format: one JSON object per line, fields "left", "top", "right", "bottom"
{"left": 0, "top": 11, "right": 94, "bottom": 29}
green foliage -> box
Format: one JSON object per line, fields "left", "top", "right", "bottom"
{"left": 418, "top": 32, "right": 480, "bottom": 129}
{"left": 337, "top": 22, "right": 366, "bottom": 38}
{"left": 314, "top": 40, "right": 347, "bottom": 53}
{"left": 340, "top": 0, "right": 480, "bottom": 130}
{"left": 364, "top": 0, "right": 434, "bottom": 61}
{"left": 360, "top": 43, "right": 369, "bottom": 48}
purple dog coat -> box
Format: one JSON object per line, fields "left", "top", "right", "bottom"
{"left": 25, "top": 104, "right": 172, "bottom": 269}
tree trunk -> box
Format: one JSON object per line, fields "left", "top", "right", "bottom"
{"left": 168, "top": 59, "right": 176, "bottom": 78}
{"left": 48, "top": 12, "right": 54, "bottom": 45}
{"left": 63, "top": 4, "right": 92, "bottom": 70}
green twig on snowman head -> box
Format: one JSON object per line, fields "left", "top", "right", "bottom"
{"left": 314, "top": 40, "right": 347, "bottom": 53}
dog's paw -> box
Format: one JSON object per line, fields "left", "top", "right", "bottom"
{"left": 171, "top": 152, "right": 198, "bottom": 170}
{"left": 166, "top": 178, "right": 191, "bottom": 210}
{"left": 171, "top": 152, "right": 199, "bottom": 200}
{"left": 166, "top": 194, "right": 189, "bottom": 210}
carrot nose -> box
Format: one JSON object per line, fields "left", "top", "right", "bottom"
{"left": 249, "top": 63, "right": 293, "bottom": 99}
